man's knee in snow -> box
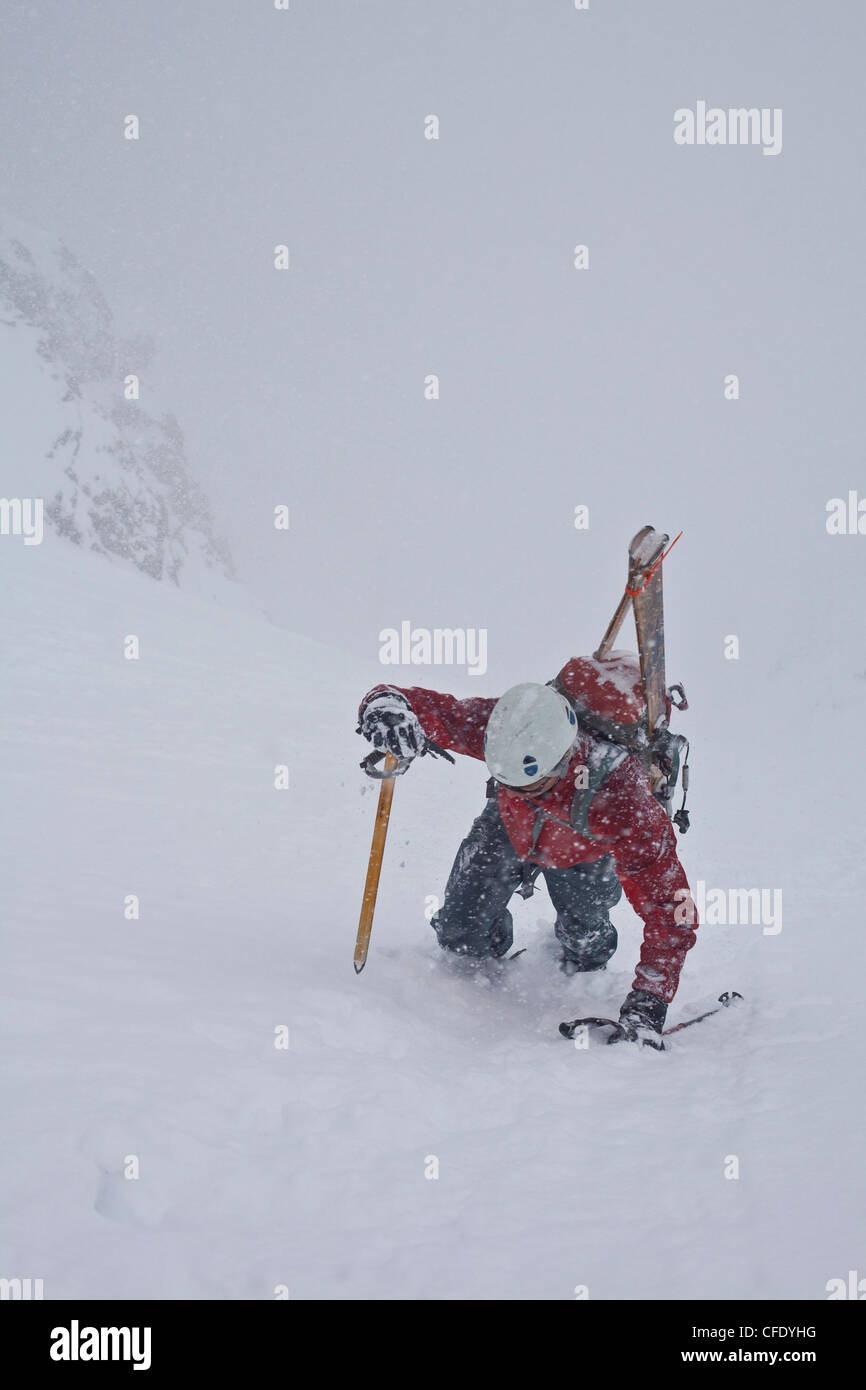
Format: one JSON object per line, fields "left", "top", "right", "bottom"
{"left": 430, "top": 906, "right": 513, "bottom": 958}
{"left": 554, "top": 914, "right": 618, "bottom": 970}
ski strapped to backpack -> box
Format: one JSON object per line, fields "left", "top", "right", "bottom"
{"left": 556, "top": 524, "right": 693, "bottom": 833}
{"left": 548, "top": 652, "right": 691, "bottom": 838}
{"left": 623, "top": 526, "right": 692, "bottom": 828}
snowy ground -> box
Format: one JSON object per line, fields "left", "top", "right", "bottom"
{"left": 1, "top": 536, "right": 864, "bottom": 1300}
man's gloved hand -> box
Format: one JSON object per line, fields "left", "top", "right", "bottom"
{"left": 611, "top": 989, "right": 667, "bottom": 1050}
{"left": 358, "top": 692, "right": 427, "bottom": 765}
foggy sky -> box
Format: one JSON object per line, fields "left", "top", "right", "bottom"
{"left": 3, "top": 0, "right": 864, "bottom": 711}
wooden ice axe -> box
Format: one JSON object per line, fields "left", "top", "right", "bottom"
{"left": 353, "top": 750, "right": 399, "bottom": 973}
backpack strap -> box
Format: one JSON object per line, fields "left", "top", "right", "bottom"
{"left": 569, "top": 737, "right": 629, "bottom": 842}
{"left": 526, "top": 736, "right": 628, "bottom": 853}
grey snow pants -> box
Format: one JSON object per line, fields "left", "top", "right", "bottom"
{"left": 431, "top": 796, "right": 622, "bottom": 968}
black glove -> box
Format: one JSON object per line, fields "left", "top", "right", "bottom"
{"left": 358, "top": 692, "right": 427, "bottom": 764}
{"left": 611, "top": 989, "right": 667, "bottom": 1050}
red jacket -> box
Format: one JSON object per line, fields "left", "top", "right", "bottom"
{"left": 361, "top": 671, "right": 698, "bottom": 1003}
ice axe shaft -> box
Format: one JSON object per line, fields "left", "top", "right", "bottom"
{"left": 354, "top": 750, "right": 399, "bottom": 973}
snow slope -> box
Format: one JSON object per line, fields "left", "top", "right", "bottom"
{"left": 1, "top": 533, "right": 864, "bottom": 1301}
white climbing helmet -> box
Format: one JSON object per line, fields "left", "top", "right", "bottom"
{"left": 483, "top": 683, "right": 578, "bottom": 787}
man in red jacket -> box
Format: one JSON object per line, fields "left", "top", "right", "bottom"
{"left": 357, "top": 665, "right": 698, "bottom": 1048}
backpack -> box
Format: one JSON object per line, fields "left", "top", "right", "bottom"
{"left": 549, "top": 650, "right": 690, "bottom": 834}
{"left": 488, "top": 650, "right": 691, "bottom": 893}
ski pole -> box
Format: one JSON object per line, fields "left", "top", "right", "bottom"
{"left": 353, "top": 749, "right": 399, "bottom": 973}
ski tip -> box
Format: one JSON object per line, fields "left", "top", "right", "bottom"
{"left": 353, "top": 960, "right": 366, "bottom": 975}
